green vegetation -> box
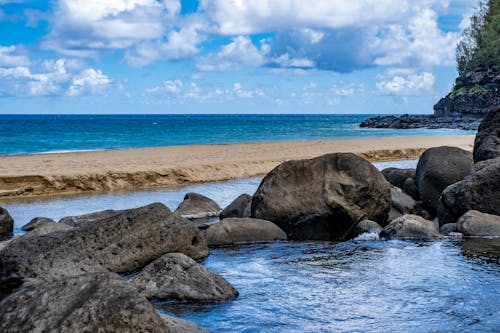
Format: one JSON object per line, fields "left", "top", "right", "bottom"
{"left": 456, "top": 0, "right": 500, "bottom": 74}
{"left": 450, "top": 84, "right": 488, "bottom": 96}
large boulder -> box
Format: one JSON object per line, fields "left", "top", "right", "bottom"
{"left": 391, "top": 186, "right": 416, "bottom": 216}
{"left": 175, "top": 193, "right": 222, "bottom": 220}
{"left": 415, "top": 146, "right": 473, "bottom": 213}
{"left": 456, "top": 210, "right": 500, "bottom": 237}
{"left": 205, "top": 217, "right": 287, "bottom": 245}
{"left": 0, "top": 272, "right": 203, "bottom": 333}
{"left": 251, "top": 153, "right": 391, "bottom": 241}
{"left": 402, "top": 177, "right": 419, "bottom": 200}
{"left": 381, "top": 168, "right": 416, "bottom": 189}
{"left": 437, "top": 157, "right": 500, "bottom": 225}
{"left": 473, "top": 107, "right": 500, "bottom": 163}
{"left": 0, "top": 207, "right": 14, "bottom": 238}
{"left": 129, "top": 253, "right": 238, "bottom": 301}
{"left": 0, "top": 203, "right": 208, "bottom": 299}
{"left": 381, "top": 214, "right": 442, "bottom": 240}
{"left": 219, "top": 194, "right": 252, "bottom": 220}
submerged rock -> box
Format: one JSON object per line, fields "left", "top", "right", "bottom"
{"left": 205, "top": 217, "right": 287, "bottom": 245}
{"left": 457, "top": 210, "right": 500, "bottom": 237}
{"left": 438, "top": 157, "right": 500, "bottom": 224}
{"left": 251, "top": 153, "right": 391, "bottom": 240}
{"left": 0, "top": 272, "right": 195, "bottom": 333}
{"left": 473, "top": 106, "right": 500, "bottom": 163}
{"left": 0, "top": 203, "right": 208, "bottom": 299}
{"left": 415, "top": 146, "right": 473, "bottom": 213}
{"left": 129, "top": 253, "right": 238, "bottom": 302}
{"left": 0, "top": 207, "right": 14, "bottom": 238}
{"left": 381, "top": 214, "right": 442, "bottom": 240}
{"left": 175, "top": 193, "right": 222, "bottom": 220}
{"left": 382, "top": 168, "right": 416, "bottom": 189}
{"left": 220, "top": 194, "right": 252, "bottom": 220}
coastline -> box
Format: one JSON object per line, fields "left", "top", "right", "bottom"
{"left": 0, "top": 135, "right": 474, "bottom": 198}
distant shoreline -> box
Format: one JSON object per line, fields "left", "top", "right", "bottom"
{"left": 0, "top": 135, "right": 475, "bottom": 199}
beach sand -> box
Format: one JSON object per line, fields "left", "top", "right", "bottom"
{"left": 0, "top": 135, "right": 474, "bottom": 198}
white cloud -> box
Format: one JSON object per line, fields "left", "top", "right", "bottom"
{"left": 376, "top": 70, "right": 435, "bottom": 95}
{"left": 145, "top": 79, "right": 183, "bottom": 94}
{"left": 0, "top": 45, "right": 30, "bottom": 67}
{"left": 67, "top": 68, "right": 111, "bottom": 96}
{"left": 197, "top": 36, "right": 266, "bottom": 71}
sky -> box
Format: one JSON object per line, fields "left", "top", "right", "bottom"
{"left": 0, "top": 0, "right": 480, "bottom": 114}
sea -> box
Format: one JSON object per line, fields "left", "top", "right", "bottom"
{"left": 0, "top": 114, "right": 474, "bottom": 155}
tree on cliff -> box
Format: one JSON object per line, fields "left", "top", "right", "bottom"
{"left": 456, "top": 0, "right": 499, "bottom": 74}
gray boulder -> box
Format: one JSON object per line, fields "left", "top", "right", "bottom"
{"left": 21, "top": 217, "right": 55, "bottom": 231}
{"left": 220, "top": 194, "right": 252, "bottom": 220}
{"left": 473, "top": 106, "right": 500, "bottom": 162}
{"left": 381, "top": 214, "right": 442, "bottom": 240}
{"left": 205, "top": 217, "right": 287, "bottom": 245}
{"left": 59, "top": 209, "right": 121, "bottom": 227}
{"left": 391, "top": 186, "right": 416, "bottom": 215}
{"left": 175, "top": 193, "right": 222, "bottom": 219}
{"left": 0, "top": 207, "right": 14, "bottom": 237}
{"left": 23, "top": 220, "right": 73, "bottom": 237}
{"left": 402, "top": 177, "right": 419, "bottom": 200}
{"left": 440, "top": 223, "right": 457, "bottom": 235}
{"left": 415, "top": 146, "right": 473, "bottom": 213}
{"left": 350, "top": 220, "right": 382, "bottom": 238}
{"left": 457, "top": 210, "right": 500, "bottom": 237}
{"left": 252, "top": 153, "right": 391, "bottom": 241}
{"left": 437, "top": 157, "right": 500, "bottom": 224}
{"left": 0, "top": 203, "right": 208, "bottom": 299}
{"left": 129, "top": 253, "right": 238, "bottom": 301}
{"left": 0, "top": 272, "right": 199, "bottom": 333}
{"left": 382, "top": 168, "right": 416, "bottom": 189}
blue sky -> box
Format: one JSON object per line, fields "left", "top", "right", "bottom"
{"left": 0, "top": 0, "right": 479, "bottom": 114}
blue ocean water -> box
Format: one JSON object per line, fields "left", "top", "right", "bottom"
{"left": 0, "top": 114, "right": 474, "bottom": 155}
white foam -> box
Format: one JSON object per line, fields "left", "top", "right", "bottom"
{"left": 353, "top": 232, "right": 381, "bottom": 241}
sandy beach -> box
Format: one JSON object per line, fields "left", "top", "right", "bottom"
{"left": 0, "top": 135, "right": 474, "bottom": 198}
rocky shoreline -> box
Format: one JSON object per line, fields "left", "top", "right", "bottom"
{"left": 0, "top": 108, "right": 499, "bottom": 332}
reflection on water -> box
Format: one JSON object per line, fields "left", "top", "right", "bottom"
{"left": 160, "top": 239, "right": 499, "bottom": 333}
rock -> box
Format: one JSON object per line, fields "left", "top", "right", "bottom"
{"left": 251, "top": 153, "right": 391, "bottom": 240}
{"left": 456, "top": 210, "right": 500, "bottom": 237}
{"left": 350, "top": 220, "right": 382, "bottom": 238}
{"left": 391, "top": 186, "right": 416, "bottom": 215}
{"left": 0, "top": 207, "right": 14, "bottom": 237}
{"left": 440, "top": 223, "right": 457, "bottom": 235}
{"left": 473, "top": 106, "right": 500, "bottom": 162}
{"left": 242, "top": 200, "right": 252, "bottom": 218}
{"left": 437, "top": 157, "right": 500, "bottom": 224}
{"left": 21, "top": 217, "right": 55, "bottom": 231}
{"left": 205, "top": 217, "right": 287, "bottom": 245}
{"left": 158, "top": 314, "right": 208, "bottom": 333}
{"left": 359, "top": 114, "right": 483, "bottom": 130}
{"left": 24, "top": 220, "right": 73, "bottom": 237}
{"left": 59, "top": 209, "right": 121, "bottom": 227}
{"left": 0, "top": 272, "right": 190, "bottom": 333}
{"left": 415, "top": 146, "right": 473, "bottom": 213}
{"left": 0, "top": 203, "right": 208, "bottom": 299}
{"left": 175, "top": 193, "right": 222, "bottom": 220}
{"left": 129, "top": 253, "right": 238, "bottom": 301}
{"left": 402, "top": 177, "right": 419, "bottom": 200}
{"left": 411, "top": 202, "right": 433, "bottom": 221}
{"left": 381, "top": 214, "right": 442, "bottom": 240}
{"left": 388, "top": 207, "right": 402, "bottom": 223}
{"left": 382, "top": 168, "right": 416, "bottom": 189}
{"left": 219, "top": 194, "right": 252, "bottom": 220}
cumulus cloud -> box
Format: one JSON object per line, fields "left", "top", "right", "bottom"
{"left": 67, "top": 68, "right": 111, "bottom": 96}
{"left": 145, "top": 79, "right": 183, "bottom": 94}
{"left": 376, "top": 70, "right": 435, "bottom": 95}
{"left": 0, "top": 45, "right": 30, "bottom": 67}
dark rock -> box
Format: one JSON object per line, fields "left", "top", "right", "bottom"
{"left": 438, "top": 157, "right": 500, "bottom": 224}
{"left": 129, "top": 253, "right": 238, "bottom": 301}
{"left": 59, "top": 209, "right": 121, "bottom": 227}
{"left": 158, "top": 314, "right": 207, "bottom": 333}
{"left": 242, "top": 200, "right": 252, "bottom": 218}
{"left": 205, "top": 217, "right": 287, "bottom": 245}
{"left": 23, "top": 220, "right": 73, "bottom": 237}
{"left": 473, "top": 106, "right": 500, "bottom": 162}
{"left": 415, "top": 146, "right": 473, "bottom": 213}
{"left": 360, "top": 114, "right": 483, "bottom": 130}
{"left": 175, "top": 193, "right": 222, "bottom": 220}
{"left": 382, "top": 168, "right": 415, "bottom": 188}
{"left": 0, "top": 207, "right": 14, "bottom": 237}
{"left": 0, "top": 272, "right": 196, "bottom": 333}
{"left": 381, "top": 214, "right": 442, "bottom": 240}
{"left": 456, "top": 210, "right": 500, "bottom": 237}
{"left": 391, "top": 186, "right": 416, "bottom": 215}
{"left": 350, "top": 220, "right": 382, "bottom": 238}
{"left": 21, "top": 217, "right": 55, "bottom": 231}
{"left": 402, "top": 177, "right": 419, "bottom": 200}
{"left": 0, "top": 203, "right": 208, "bottom": 300}
{"left": 411, "top": 202, "right": 433, "bottom": 221}
{"left": 440, "top": 223, "right": 457, "bottom": 235}
{"left": 219, "top": 194, "right": 252, "bottom": 220}
{"left": 251, "top": 153, "right": 391, "bottom": 240}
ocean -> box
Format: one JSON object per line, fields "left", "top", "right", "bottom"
{"left": 0, "top": 114, "right": 474, "bottom": 155}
